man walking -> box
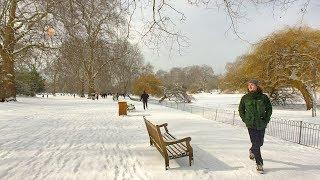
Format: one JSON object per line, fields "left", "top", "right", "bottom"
{"left": 238, "top": 80, "right": 272, "bottom": 173}
{"left": 140, "top": 91, "right": 149, "bottom": 110}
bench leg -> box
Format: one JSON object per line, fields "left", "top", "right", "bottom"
{"left": 165, "top": 159, "right": 169, "bottom": 170}
{"left": 189, "top": 154, "right": 194, "bottom": 166}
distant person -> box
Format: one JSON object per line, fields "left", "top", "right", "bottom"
{"left": 112, "top": 93, "right": 119, "bottom": 101}
{"left": 74, "top": 94, "right": 76, "bottom": 98}
{"left": 238, "top": 79, "right": 272, "bottom": 174}
{"left": 91, "top": 93, "right": 96, "bottom": 100}
{"left": 140, "top": 91, "right": 149, "bottom": 110}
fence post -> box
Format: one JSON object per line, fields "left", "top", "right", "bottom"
{"left": 232, "top": 111, "right": 236, "bottom": 125}
{"left": 298, "top": 121, "right": 303, "bottom": 144}
{"left": 214, "top": 109, "right": 218, "bottom": 121}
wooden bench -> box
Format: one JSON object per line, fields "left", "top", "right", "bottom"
{"left": 127, "top": 103, "right": 135, "bottom": 111}
{"left": 143, "top": 116, "right": 193, "bottom": 170}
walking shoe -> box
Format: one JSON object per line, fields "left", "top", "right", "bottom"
{"left": 249, "top": 149, "right": 255, "bottom": 160}
{"left": 256, "top": 164, "right": 264, "bottom": 174}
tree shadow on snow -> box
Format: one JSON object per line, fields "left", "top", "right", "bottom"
{"left": 264, "top": 159, "right": 320, "bottom": 172}
{"left": 169, "top": 145, "right": 242, "bottom": 172}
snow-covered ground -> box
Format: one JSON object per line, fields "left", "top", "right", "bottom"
{"left": 0, "top": 96, "right": 320, "bottom": 179}
{"left": 191, "top": 93, "right": 320, "bottom": 124}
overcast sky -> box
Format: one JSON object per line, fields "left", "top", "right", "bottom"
{"left": 140, "top": 1, "right": 320, "bottom": 75}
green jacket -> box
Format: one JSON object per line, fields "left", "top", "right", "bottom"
{"left": 238, "top": 91, "right": 272, "bottom": 130}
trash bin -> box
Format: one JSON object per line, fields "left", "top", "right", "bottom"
{"left": 118, "top": 101, "right": 127, "bottom": 116}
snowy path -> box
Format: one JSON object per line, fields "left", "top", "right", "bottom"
{"left": 0, "top": 97, "right": 320, "bottom": 180}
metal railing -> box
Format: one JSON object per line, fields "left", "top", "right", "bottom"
{"left": 147, "top": 99, "right": 320, "bottom": 149}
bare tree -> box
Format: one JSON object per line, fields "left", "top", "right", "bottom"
{"left": 122, "top": 0, "right": 311, "bottom": 50}
{"left": 52, "top": 0, "right": 126, "bottom": 97}
{"left": 109, "top": 40, "right": 145, "bottom": 93}
{"left": 0, "top": 0, "right": 56, "bottom": 101}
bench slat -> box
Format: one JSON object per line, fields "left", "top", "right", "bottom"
{"left": 166, "top": 133, "right": 188, "bottom": 149}
{"left": 160, "top": 132, "right": 189, "bottom": 154}
{"left": 166, "top": 144, "right": 181, "bottom": 156}
{"left": 164, "top": 139, "right": 187, "bottom": 153}
{"left": 163, "top": 133, "right": 188, "bottom": 151}
{"left": 166, "top": 146, "right": 177, "bottom": 157}
{"left": 162, "top": 133, "right": 189, "bottom": 158}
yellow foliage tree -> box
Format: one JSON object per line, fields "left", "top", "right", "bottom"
{"left": 220, "top": 26, "right": 320, "bottom": 114}
{"left": 133, "top": 74, "right": 163, "bottom": 97}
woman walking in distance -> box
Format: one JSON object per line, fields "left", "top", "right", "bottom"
{"left": 238, "top": 80, "right": 272, "bottom": 174}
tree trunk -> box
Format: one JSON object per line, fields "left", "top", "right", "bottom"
{"left": 2, "top": 52, "right": 16, "bottom": 101}
{"left": 52, "top": 73, "right": 57, "bottom": 96}
{"left": 80, "top": 78, "right": 85, "bottom": 97}
{"left": 0, "top": 0, "right": 18, "bottom": 101}
{"left": 313, "top": 89, "right": 317, "bottom": 117}
{"left": 88, "top": 40, "right": 95, "bottom": 98}
{"left": 0, "top": 60, "right": 4, "bottom": 102}
{"left": 290, "top": 79, "right": 313, "bottom": 110}
{"left": 0, "top": 69, "right": 4, "bottom": 102}
{"left": 87, "top": 71, "right": 95, "bottom": 97}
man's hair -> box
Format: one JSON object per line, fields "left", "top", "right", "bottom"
{"left": 248, "top": 79, "right": 259, "bottom": 86}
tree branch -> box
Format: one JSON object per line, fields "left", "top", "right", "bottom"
{"left": 13, "top": 43, "right": 55, "bottom": 56}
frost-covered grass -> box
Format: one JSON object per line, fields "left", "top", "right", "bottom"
{"left": 0, "top": 96, "right": 320, "bottom": 179}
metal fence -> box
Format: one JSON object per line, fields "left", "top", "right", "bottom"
{"left": 147, "top": 99, "right": 320, "bottom": 149}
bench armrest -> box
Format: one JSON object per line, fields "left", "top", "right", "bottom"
{"left": 157, "top": 123, "right": 168, "bottom": 128}
{"left": 157, "top": 123, "right": 169, "bottom": 133}
{"left": 165, "top": 137, "right": 191, "bottom": 146}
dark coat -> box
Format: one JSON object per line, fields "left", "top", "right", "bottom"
{"left": 238, "top": 91, "right": 272, "bottom": 130}
{"left": 140, "top": 93, "right": 149, "bottom": 102}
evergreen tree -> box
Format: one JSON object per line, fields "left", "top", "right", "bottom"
{"left": 16, "top": 67, "right": 45, "bottom": 97}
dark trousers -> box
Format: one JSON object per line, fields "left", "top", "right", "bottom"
{"left": 248, "top": 128, "right": 265, "bottom": 165}
{"left": 143, "top": 101, "right": 148, "bottom": 110}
